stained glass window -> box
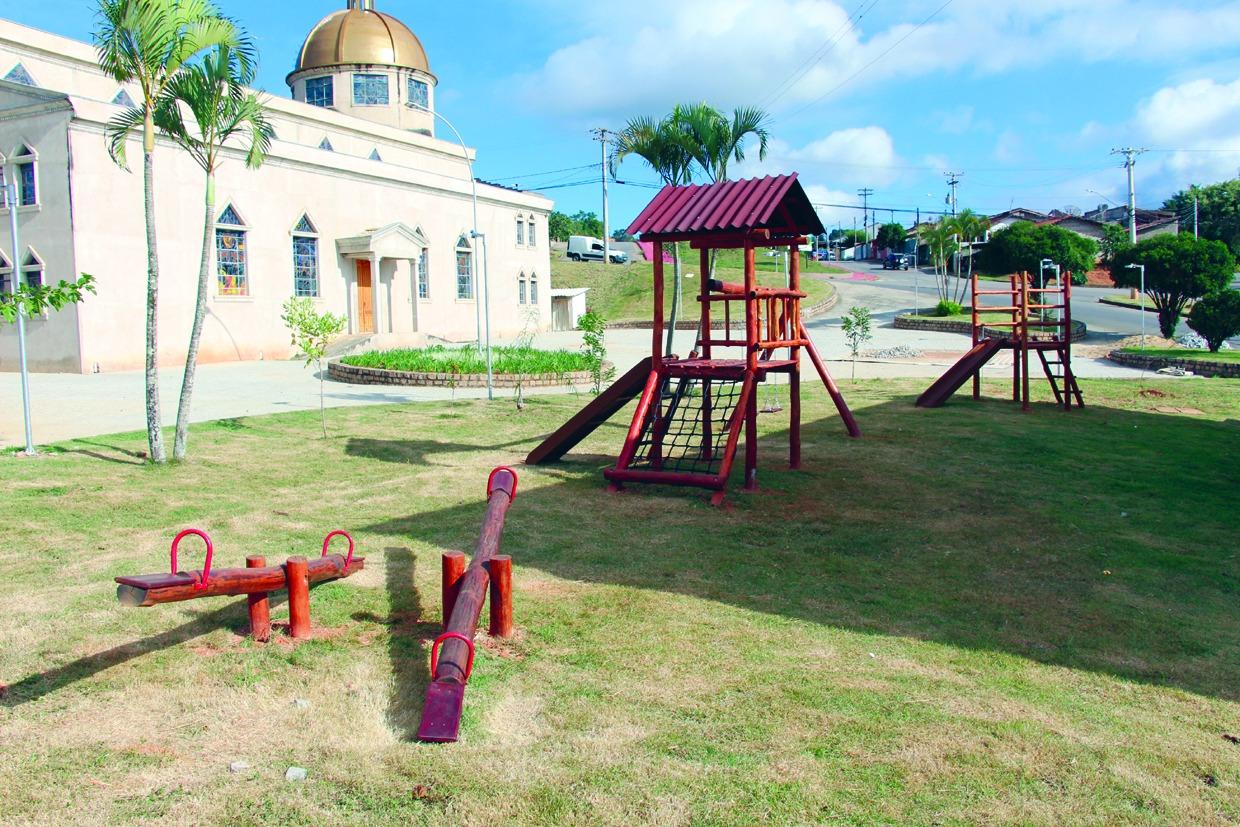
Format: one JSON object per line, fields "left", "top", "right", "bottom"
{"left": 319, "top": 137, "right": 334, "bottom": 152}
{"left": 518, "top": 273, "right": 526, "bottom": 305}
{"left": 4, "top": 63, "right": 35, "bottom": 86}
{"left": 417, "top": 248, "right": 429, "bottom": 299}
{"left": 112, "top": 89, "right": 136, "bottom": 108}
{"left": 305, "top": 76, "right": 333, "bottom": 108}
{"left": 516, "top": 217, "right": 525, "bottom": 246}
{"left": 16, "top": 146, "right": 36, "bottom": 207}
{"left": 293, "top": 236, "right": 318, "bottom": 297}
{"left": 294, "top": 214, "right": 315, "bottom": 234}
{"left": 216, "top": 218, "right": 247, "bottom": 297}
{"left": 527, "top": 219, "right": 536, "bottom": 247}
{"left": 455, "top": 236, "right": 473, "bottom": 300}
{"left": 0, "top": 252, "right": 11, "bottom": 294}
{"left": 407, "top": 77, "right": 429, "bottom": 110}
{"left": 353, "top": 73, "right": 388, "bottom": 106}
{"left": 369, "top": 148, "right": 382, "bottom": 161}
{"left": 217, "top": 204, "right": 244, "bottom": 226}
{"left": 23, "top": 252, "right": 43, "bottom": 288}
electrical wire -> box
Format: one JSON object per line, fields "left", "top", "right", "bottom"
{"left": 758, "top": 0, "right": 881, "bottom": 111}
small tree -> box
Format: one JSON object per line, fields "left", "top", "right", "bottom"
{"left": 840, "top": 306, "right": 873, "bottom": 380}
{"left": 1187, "top": 289, "right": 1240, "bottom": 352}
{"left": 0, "top": 275, "right": 96, "bottom": 324}
{"left": 1099, "top": 223, "right": 1131, "bottom": 267}
{"left": 578, "top": 309, "right": 613, "bottom": 394}
{"left": 548, "top": 211, "right": 573, "bottom": 242}
{"left": 1164, "top": 181, "right": 1240, "bottom": 262}
{"left": 1111, "top": 234, "right": 1234, "bottom": 338}
{"left": 281, "top": 297, "right": 346, "bottom": 438}
{"left": 875, "top": 222, "right": 906, "bottom": 253}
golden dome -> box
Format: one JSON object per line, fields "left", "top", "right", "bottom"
{"left": 293, "top": 2, "right": 430, "bottom": 75}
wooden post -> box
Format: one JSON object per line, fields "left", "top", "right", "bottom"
{"left": 700, "top": 246, "right": 714, "bottom": 461}
{"left": 972, "top": 269, "right": 981, "bottom": 400}
{"left": 286, "top": 556, "right": 311, "bottom": 639}
{"left": 789, "top": 243, "right": 802, "bottom": 469}
{"left": 1011, "top": 275, "right": 1021, "bottom": 403}
{"left": 744, "top": 242, "right": 757, "bottom": 373}
{"left": 1021, "top": 273, "right": 1031, "bottom": 411}
{"left": 487, "top": 555, "right": 513, "bottom": 638}
{"left": 744, "top": 381, "right": 758, "bottom": 490}
{"left": 246, "top": 555, "right": 271, "bottom": 642}
{"left": 441, "top": 551, "right": 467, "bottom": 632}
{"left": 652, "top": 241, "right": 664, "bottom": 363}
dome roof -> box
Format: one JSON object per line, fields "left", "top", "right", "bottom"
{"left": 293, "top": 3, "right": 430, "bottom": 75}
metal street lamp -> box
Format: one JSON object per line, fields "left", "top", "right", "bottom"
{"left": 4, "top": 181, "right": 35, "bottom": 455}
{"left": 1125, "top": 263, "right": 1146, "bottom": 349}
{"left": 413, "top": 104, "right": 493, "bottom": 400}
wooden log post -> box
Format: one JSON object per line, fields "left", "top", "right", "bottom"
{"left": 115, "top": 555, "right": 363, "bottom": 608}
{"left": 286, "top": 556, "right": 311, "bottom": 639}
{"left": 487, "top": 555, "right": 513, "bottom": 638}
{"left": 246, "top": 555, "right": 271, "bottom": 642}
{"left": 441, "top": 551, "right": 467, "bottom": 632}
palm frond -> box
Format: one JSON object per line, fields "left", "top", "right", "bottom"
{"left": 104, "top": 105, "right": 146, "bottom": 169}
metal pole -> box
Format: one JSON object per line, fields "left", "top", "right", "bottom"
{"left": 1112, "top": 148, "right": 1146, "bottom": 244}
{"left": 1193, "top": 195, "right": 1198, "bottom": 238}
{"left": 1126, "top": 263, "right": 1146, "bottom": 350}
{"left": 5, "top": 182, "right": 35, "bottom": 455}
{"left": 595, "top": 128, "right": 611, "bottom": 266}
{"left": 423, "top": 107, "right": 492, "bottom": 399}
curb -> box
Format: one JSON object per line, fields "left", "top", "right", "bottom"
{"left": 1105, "top": 351, "right": 1238, "bottom": 378}
{"left": 894, "top": 315, "right": 1088, "bottom": 341}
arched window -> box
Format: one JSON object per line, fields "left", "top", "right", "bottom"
{"left": 527, "top": 216, "right": 536, "bottom": 248}
{"left": 529, "top": 271, "right": 539, "bottom": 304}
{"left": 455, "top": 234, "right": 474, "bottom": 300}
{"left": 417, "top": 246, "right": 430, "bottom": 300}
{"left": 215, "top": 205, "right": 249, "bottom": 296}
{"left": 0, "top": 250, "right": 11, "bottom": 294}
{"left": 292, "top": 214, "right": 319, "bottom": 297}
{"left": 14, "top": 144, "right": 37, "bottom": 207}
{"left": 4, "top": 63, "right": 35, "bottom": 87}
{"left": 518, "top": 271, "right": 527, "bottom": 305}
{"left": 22, "top": 250, "right": 43, "bottom": 288}
{"left": 515, "top": 215, "right": 525, "bottom": 247}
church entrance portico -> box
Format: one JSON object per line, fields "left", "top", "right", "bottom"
{"left": 338, "top": 222, "right": 429, "bottom": 338}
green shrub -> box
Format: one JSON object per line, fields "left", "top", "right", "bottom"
{"left": 1187, "top": 289, "right": 1240, "bottom": 352}
{"left": 1071, "top": 271, "right": 1088, "bottom": 286}
{"left": 935, "top": 299, "right": 963, "bottom": 317}
{"left": 341, "top": 345, "right": 591, "bottom": 376}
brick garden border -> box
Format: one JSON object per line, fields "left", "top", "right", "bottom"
{"left": 328, "top": 360, "right": 608, "bottom": 388}
{"left": 894, "top": 314, "right": 1088, "bottom": 342}
{"left": 1105, "top": 351, "right": 1240, "bottom": 378}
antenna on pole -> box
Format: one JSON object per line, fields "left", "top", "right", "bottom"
{"left": 857, "top": 188, "right": 874, "bottom": 258}
{"left": 591, "top": 128, "right": 613, "bottom": 265}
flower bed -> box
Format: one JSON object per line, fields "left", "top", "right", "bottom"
{"left": 894, "top": 314, "right": 1088, "bottom": 341}
{"left": 330, "top": 345, "right": 600, "bottom": 388}
{"left": 1106, "top": 349, "right": 1240, "bottom": 378}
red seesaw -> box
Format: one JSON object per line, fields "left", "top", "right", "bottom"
{"left": 114, "top": 529, "right": 364, "bottom": 641}
{"left": 417, "top": 467, "right": 518, "bottom": 744}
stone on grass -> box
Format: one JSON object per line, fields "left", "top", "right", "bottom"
{"left": 229, "top": 761, "right": 251, "bottom": 773}
{"left": 285, "top": 766, "right": 308, "bottom": 782}
{"left": 293, "top": 698, "right": 310, "bottom": 709}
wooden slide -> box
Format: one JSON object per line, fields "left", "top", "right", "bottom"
{"left": 525, "top": 357, "right": 653, "bottom": 465}
{"left": 915, "top": 337, "right": 1005, "bottom": 408}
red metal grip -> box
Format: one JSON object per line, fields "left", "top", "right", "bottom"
{"left": 321, "top": 530, "right": 354, "bottom": 568}
{"left": 487, "top": 466, "right": 518, "bottom": 502}
{"left": 430, "top": 632, "right": 476, "bottom": 681}
{"left": 170, "top": 529, "right": 213, "bottom": 592}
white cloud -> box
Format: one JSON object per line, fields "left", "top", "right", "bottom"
{"left": 516, "top": 0, "right": 1240, "bottom": 121}
{"left": 1135, "top": 76, "right": 1240, "bottom": 190}
{"left": 733, "top": 126, "right": 903, "bottom": 187}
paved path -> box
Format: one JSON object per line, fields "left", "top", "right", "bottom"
{"left": 0, "top": 264, "right": 1183, "bottom": 448}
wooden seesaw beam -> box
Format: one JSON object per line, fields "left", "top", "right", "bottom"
{"left": 114, "top": 529, "right": 363, "bottom": 641}
{"left": 417, "top": 467, "right": 518, "bottom": 744}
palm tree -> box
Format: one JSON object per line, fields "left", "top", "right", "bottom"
{"left": 95, "top": 0, "right": 248, "bottom": 463}
{"left": 672, "top": 103, "right": 770, "bottom": 281}
{"left": 922, "top": 219, "right": 956, "bottom": 302}
{"left": 611, "top": 115, "right": 696, "bottom": 355}
{"left": 152, "top": 44, "right": 272, "bottom": 460}
{"left": 945, "top": 208, "right": 990, "bottom": 303}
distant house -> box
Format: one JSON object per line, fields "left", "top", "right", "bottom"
{"left": 1082, "top": 206, "right": 1180, "bottom": 239}
{"left": 1037, "top": 215, "right": 1108, "bottom": 243}
{"left": 986, "top": 208, "right": 1049, "bottom": 236}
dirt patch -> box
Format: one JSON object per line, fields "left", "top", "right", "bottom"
{"left": 1139, "top": 389, "right": 1170, "bottom": 398}
{"left": 1153, "top": 407, "right": 1205, "bottom": 416}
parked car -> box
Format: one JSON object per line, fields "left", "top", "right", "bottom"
{"left": 882, "top": 253, "right": 910, "bottom": 270}
{"left": 567, "top": 235, "right": 628, "bottom": 263}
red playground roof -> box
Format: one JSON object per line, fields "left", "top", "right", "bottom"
{"left": 626, "top": 174, "right": 825, "bottom": 239}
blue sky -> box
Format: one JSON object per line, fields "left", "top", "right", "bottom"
{"left": 11, "top": 1, "right": 1240, "bottom": 231}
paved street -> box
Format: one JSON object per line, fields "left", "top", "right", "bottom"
{"left": 0, "top": 262, "right": 1196, "bottom": 448}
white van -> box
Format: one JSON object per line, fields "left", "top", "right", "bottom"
{"left": 567, "top": 235, "right": 628, "bottom": 264}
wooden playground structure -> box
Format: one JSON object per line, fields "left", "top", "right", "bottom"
{"left": 528, "top": 174, "right": 860, "bottom": 505}
{"left": 916, "top": 269, "right": 1084, "bottom": 411}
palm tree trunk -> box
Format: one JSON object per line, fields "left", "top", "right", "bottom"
{"left": 664, "top": 242, "right": 683, "bottom": 356}
{"left": 142, "top": 118, "right": 166, "bottom": 464}
{"left": 173, "top": 173, "right": 215, "bottom": 460}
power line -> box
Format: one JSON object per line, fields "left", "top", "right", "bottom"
{"left": 775, "top": 0, "right": 956, "bottom": 124}
{"left": 759, "top": 0, "right": 880, "bottom": 111}
{"left": 486, "top": 163, "right": 601, "bottom": 182}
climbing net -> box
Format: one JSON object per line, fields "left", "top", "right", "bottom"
{"left": 628, "top": 378, "right": 746, "bottom": 476}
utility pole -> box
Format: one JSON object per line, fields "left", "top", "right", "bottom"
{"left": 857, "top": 188, "right": 873, "bottom": 259}
{"left": 1111, "top": 147, "right": 1147, "bottom": 244}
{"left": 5, "top": 182, "right": 35, "bottom": 455}
{"left": 591, "top": 128, "right": 613, "bottom": 265}
{"left": 944, "top": 172, "right": 961, "bottom": 216}
{"left": 1193, "top": 194, "right": 1199, "bottom": 238}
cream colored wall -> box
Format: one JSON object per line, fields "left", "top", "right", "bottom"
{"left": 0, "top": 18, "right": 553, "bottom": 374}
{"left": 0, "top": 94, "right": 82, "bottom": 373}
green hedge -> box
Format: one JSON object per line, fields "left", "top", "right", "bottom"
{"left": 341, "top": 345, "right": 592, "bottom": 375}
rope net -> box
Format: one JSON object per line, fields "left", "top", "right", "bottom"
{"left": 628, "top": 378, "right": 746, "bottom": 476}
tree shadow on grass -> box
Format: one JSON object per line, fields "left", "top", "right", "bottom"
{"left": 58, "top": 439, "right": 149, "bottom": 466}
{"left": 361, "top": 392, "right": 1240, "bottom": 702}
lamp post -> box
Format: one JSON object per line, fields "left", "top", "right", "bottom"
{"left": 4, "top": 181, "right": 35, "bottom": 455}
{"left": 1125, "top": 263, "right": 1146, "bottom": 349}
{"left": 415, "top": 104, "right": 493, "bottom": 399}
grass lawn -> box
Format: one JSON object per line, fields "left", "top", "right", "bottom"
{"left": 2, "top": 379, "right": 1239, "bottom": 824}
{"left": 341, "top": 346, "right": 592, "bottom": 375}
{"left": 553, "top": 253, "right": 838, "bottom": 324}
{"left": 1119, "top": 347, "right": 1240, "bottom": 363}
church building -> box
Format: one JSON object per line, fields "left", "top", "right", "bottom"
{"left": 0, "top": 1, "right": 553, "bottom": 372}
